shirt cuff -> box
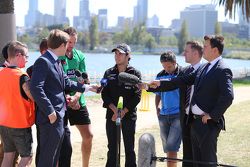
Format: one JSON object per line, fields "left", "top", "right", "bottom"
{"left": 84, "top": 84, "right": 91, "bottom": 92}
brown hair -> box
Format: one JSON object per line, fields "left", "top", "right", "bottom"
{"left": 7, "top": 41, "right": 28, "bottom": 59}
{"left": 186, "top": 40, "right": 203, "bottom": 57}
{"left": 47, "top": 29, "right": 69, "bottom": 49}
{"left": 63, "top": 27, "right": 77, "bottom": 36}
{"left": 204, "top": 35, "right": 224, "bottom": 55}
{"left": 39, "top": 38, "right": 48, "bottom": 53}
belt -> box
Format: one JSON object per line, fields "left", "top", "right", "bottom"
{"left": 193, "top": 114, "right": 203, "bottom": 119}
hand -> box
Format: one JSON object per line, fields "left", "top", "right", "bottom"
{"left": 66, "top": 94, "right": 71, "bottom": 104}
{"left": 202, "top": 113, "right": 211, "bottom": 124}
{"left": 48, "top": 111, "right": 57, "bottom": 124}
{"left": 69, "top": 95, "right": 79, "bottom": 106}
{"left": 89, "top": 84, "right": 99, "bottom": 93}
{"left": 68, "top": 101, "right": 81, "bottom": 110}
{"left": 137, "top": 83, "right": 148, "bottom": 90}
{"left": 111, "top": 112, "right": 118, "bottom": 122}
{"left": 149, "top": 80, "right": 160, "bottom": 88}
{"left": 156, "top": 108, "right": 160, "bottom": 116}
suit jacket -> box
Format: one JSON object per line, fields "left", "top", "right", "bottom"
{"left": 30, "top": 51, "right": 87, "bottom": 124}
{"left": 160, "top": 59, "right": 234, "bottom": 129}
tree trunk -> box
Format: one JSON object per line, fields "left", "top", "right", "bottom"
{"left": 0, "top": 0, "right": 16, "bottom": 64}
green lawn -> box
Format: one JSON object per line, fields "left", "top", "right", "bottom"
{"left": 134, "top": 101, "right": 250, "bottom": 167}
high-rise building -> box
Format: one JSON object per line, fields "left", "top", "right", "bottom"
{"left": 180, "top": 4, "right": 217, "bottom": 37}
{"left": 117, "top": 16, "right": 133, "bottom": 30}
{"left": 133, "top": 0, "right": 148, "bottom": 26}
{"left": 147, "top": 15, "right": 159, "bottom": 27}
{"left": 54, "top": 0, "right": 69, "bottom": 25}
{"left": 25, "top": 0, "right": 41, "bottom": 27}
{"left": 74, "top": 0, "right": 90, "bottom": 30}
{"left": 98, "top": 9, "right": 108, "bottom": 31}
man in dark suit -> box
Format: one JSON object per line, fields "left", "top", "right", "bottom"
{"left": 30, "top": 29, "right": 97, "bottom": 167}
{"left": 146, "top": 35, "right": 234, "bottom": 167}
{"left": 147, "top": 41, "right": 203, "bottom": 167}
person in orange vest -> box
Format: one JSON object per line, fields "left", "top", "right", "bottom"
{"left": 0, "top": 42, "right": 20, "bottom": 167}
{"left": 0, "top": 41, "right": 35, "bottom": 167}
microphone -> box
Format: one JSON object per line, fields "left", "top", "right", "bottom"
{"left": 81, "top": 72, "right": 90, "bottom": 84}
{"left": 75, "top": 70, "right": 90, "bottom": 84}
{"left": 116, "top": 96, "right": 123, "bottom": 125}
{"left": 118, "top": 72, "right": 141, "bottom": 85}
{"left": 96, "top": 78, "right": 108, "bottom": 93}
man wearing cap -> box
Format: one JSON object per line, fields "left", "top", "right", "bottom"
{"left": 101, "top": 43, "right": 141, "bottom": 167}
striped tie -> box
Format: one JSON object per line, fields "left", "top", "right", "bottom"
{"left": 185, "top": 67, "right": 194, "bottom": 109}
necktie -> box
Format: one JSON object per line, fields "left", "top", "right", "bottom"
{"left": 56, "top": 59, "right": 63, "bottom": 81}
{"left": 199, "top": 63, "right": 211, "bottom": 82}
{"left": 185, "top": 67, "right": 194, "bottom": 109}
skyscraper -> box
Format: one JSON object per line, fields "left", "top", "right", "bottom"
{"left": 133, "top": 0, "right": 148, "bottom": 26}
{"left": 25, "top": 0, "right": 40, "bottom": 27}
{"left": 54, "top": 0, "right": 69, "bottom": 25}
{"left": 73, "top": 0, "right": 90, "bottom": 30}
{"left": 98, "top": 9, "right": 108, "bottom": 31}
{"left": 180, "top": 4, "right": 217, "bottom": 37}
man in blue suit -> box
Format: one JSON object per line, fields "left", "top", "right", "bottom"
{"left": 30, "top": 29, "right": 97, "bottom": 167}
{"left": 145, "top": 35, "right": 234, "bottom": 167}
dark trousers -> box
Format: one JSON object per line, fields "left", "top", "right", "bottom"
{"left": 37, "top": 118, "right": 64, "bottom": 167}
{"left": 35, "top": 125, "right": 40, "bottom": 166}
{"left": 182, "top": 114, "right": 194, "bottom": 167}
{"left": 59, "top": 126, "right": 72, "bottom": 167}
{"left": 190, "top": 119, "right": 221, "bottom": 167}
{"left": 105, "top": 119, "right": 136, "bottom": 167}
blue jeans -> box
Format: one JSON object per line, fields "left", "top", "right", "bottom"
{"left": 158, "top": 114, "right": 182, "bottom": 152}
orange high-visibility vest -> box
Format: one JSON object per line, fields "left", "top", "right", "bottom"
{"left": 0, "top": 67, "right": 35, "bottom": 128}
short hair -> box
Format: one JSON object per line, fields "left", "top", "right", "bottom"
{"left": 39, "top": 38, "right": 48, "bottom": 53}
{"left": 160, "top": 51, "right": 176, "bottom": 63}
{"left": 204, "top": 35, "right": 224, "bottom": 55}
{"left": 63, "top": 27, "right": 77, "bottom": 36}
{"left": 186, "top": 40, "right": 203, "bottom": 57}
{"left": 7, "top": 41, "right": 28, "bottom": 59}
{"left": 47, "top": 29, "right": 69, "bottom": 49}
{"left": 1, "top": 42, "right": 11, "bottom": 60}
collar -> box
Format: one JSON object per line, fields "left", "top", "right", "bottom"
{"left": 192, "top": 60, "right": 203, "bottom": 71}
{"left": 3, "top": 61, "right": 10, "bottom": 67}
{"left": 207, "top": 56, "right": 222, "bottom": 71}
{"left": 47, "top": 49, "right": 59, "bottom": 62}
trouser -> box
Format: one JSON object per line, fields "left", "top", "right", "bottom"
{"left": 182, "top": 114, "right": 194, "bottom": 167}
{"left": 190, "top": 118, "right": 221, "bottom": 167}
{"left": 105, "top": 119, "right": 136, "bottom": 167}
{"left": 37, "top": 118, "right": 64, "bottom": 167}
{"left": 59, "top": 126, "right": 72, "bottom": 167}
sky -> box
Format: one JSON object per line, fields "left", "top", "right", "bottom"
{"left": 14, "top": 0, "right": 238, "bottom": 27}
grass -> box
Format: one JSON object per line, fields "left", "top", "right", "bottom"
{"left": 233, "top": 78, "right": 250, "bottom": 87}
{"left": 225, "top": 51, "right": 250, "bottom": 60}
{"left": 69, "top": 100, "right": 250, "bottom": 167}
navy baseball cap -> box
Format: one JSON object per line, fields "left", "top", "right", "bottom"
{"left": 112, "top": 43, "right": 131, "bottom": 54}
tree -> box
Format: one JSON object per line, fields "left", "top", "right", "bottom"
{"left": 218, "top": 0, "right": 250, "bottom": 21}
{"left": 214, "top": 22, "right": 222, "bottom": 35}
{"left": 0, "top": 0, "right": 16, "bottom": 64}
{"left": 144, "top": 34, "right": 156, "bottom": 53}
{"left": 178, "top": 20, "right": 189, "bottom": 54}
{"left": 89, "top": 16, "right": 99, "bottom": 50}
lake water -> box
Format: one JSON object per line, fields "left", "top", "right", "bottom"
{"left": 26, "top": 52, "right": 250, "bottom": 81}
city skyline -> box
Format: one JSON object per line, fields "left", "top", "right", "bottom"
{"left": 14, "top": 0, "right": 238, "bottom": 28}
